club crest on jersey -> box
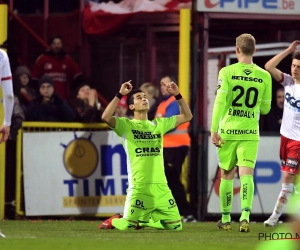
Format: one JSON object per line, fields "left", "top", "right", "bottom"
{"left": 243, "top": 69, "right": 252, "bottom": 75}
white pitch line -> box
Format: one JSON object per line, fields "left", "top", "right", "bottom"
{"left": 6, "top": 236, "right": 37, "bottom": 239}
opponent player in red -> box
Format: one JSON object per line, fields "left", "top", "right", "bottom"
{"left": 264, "top": 40, "right": 300, "bottom": 227}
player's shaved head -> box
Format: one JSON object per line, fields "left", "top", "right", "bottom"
{"left": 236, "top": 33, "right": 256, "bottom": 56}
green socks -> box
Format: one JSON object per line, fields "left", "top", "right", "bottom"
{"left": 239, "top": 175, "right": 254, "bottom": 222}
{"left": 219, "top": 175, "right": 254, "bottom": 223}
{"left": 219, "top": 178, "right": 233, "bottom": 223}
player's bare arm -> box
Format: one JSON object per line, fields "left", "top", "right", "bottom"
{"left": 163, "top": 81, "right": 193, "bottom": 127}
{"left": 211, "top": 132, "right": 224, "bottom": 148}
{"left": 101, "top": 80, "right": 132, "bottom": 128}
{"left": 176, "top": 97, "right": 193, "bottom": 127}
{"left": 265, "top": 40, "right": 300, "bottom": 82}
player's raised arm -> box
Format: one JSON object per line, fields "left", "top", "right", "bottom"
{"left": 265, "top": 40, "right": 300, "bottom": 82}
{"left": 101, "top": 80, "right": 132, "bottom": 128}
{"left": 163, "top": 81, "right": 193, "bottom": 127}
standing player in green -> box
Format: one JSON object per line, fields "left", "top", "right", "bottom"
{"left": 98, "top": 79, "right": 193, "bottom": 230}
{"left": 210, "top": 34, "right": 272, "bottom": 232}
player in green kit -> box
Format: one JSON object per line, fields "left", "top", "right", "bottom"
{"left": 210, "top": 34, "right": 272, "bottom": 232}
{"left": 98, "top": 79, "right": 193, "bottom": 230}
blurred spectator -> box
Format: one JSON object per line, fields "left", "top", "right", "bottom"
{"left": 26, "top": 74, "right": 75, "bottom": 122}
{"left": 69, "top": 82, "right": 103, "bottom": 122}
{"left": 262, "top": 87, "right": 284, "bottom": 132}
{"left": 32, "top": 35, "right": 82, "bottom": 100}
{"left": 13, "top": 65, "right": 37, "bottom": 113}
{"left": 9, "top": 98, "right": 25, "bottom": 141}
{"left": 114, "top": 96, "right": 129, "bottom": 118}
{"left": 139, "top": 82, "right": 160, "bottom": 120}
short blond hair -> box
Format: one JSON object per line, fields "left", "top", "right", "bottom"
{"left": 236, "top": 33, "right": 255, "bottom": 56}
{"left": 140, "top": 82, "right": 159, "bottom": 98}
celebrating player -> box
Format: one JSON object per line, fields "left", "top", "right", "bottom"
{"left": 98, "top": 80, "right": 193, "bottom": 230}
{"left": 263, "top": 41, "right": 300, "bottom": 227}
{"left": 210, "top": 34, "right": 272, "bottom": 232}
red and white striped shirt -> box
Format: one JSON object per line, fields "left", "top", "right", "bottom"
{"left": 280, "top": 73, "right": 300, "bottom": 141}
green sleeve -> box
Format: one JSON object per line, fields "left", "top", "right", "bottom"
{"left": 211, "top": 91, "right": 227, "bottom": 132}
{"left": 211, "top": 68, "right": 228, "bottom": 132}
{"left": 155, "top": 116, "right": 176, "bottom": 134}
{"left": 260, "top": 73, "right": 272, "bottom": 115}
{"left": 113, "top": 117, "right": 126, "bottom": 137}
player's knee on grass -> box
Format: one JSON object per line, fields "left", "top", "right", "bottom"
{"left": 112, "top": 218, "right": 138, "bottom": 230}
{"left": 161, "top": 220, "right": 182, "bottom": 231}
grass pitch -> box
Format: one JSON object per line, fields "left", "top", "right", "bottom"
{"left": 0, "top": 220, "right": 286, "bottom": 250}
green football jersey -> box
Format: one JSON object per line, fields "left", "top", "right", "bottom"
{"left": 113, "top": 116, "right": 176, "bottom": 185}
{"left": 211, "top": 62, "right": 272, "bottom": 140}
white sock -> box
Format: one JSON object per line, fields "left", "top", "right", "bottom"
{"left": 270, "top": 183, "right": 293, "bottom": 220}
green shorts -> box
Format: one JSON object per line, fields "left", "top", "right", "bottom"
{"left": 122, "top": 183, "right": 181, "bottom": 223}
{"left": 217, "top": 140, "right": 259, "bottom": 170}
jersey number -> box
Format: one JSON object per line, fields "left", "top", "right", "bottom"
{"left": 232, "top": 85, "right": 258, "bottom": 108}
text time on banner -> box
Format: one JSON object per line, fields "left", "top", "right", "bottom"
{"left": 23, "top": 131, "right": 127, "bottom": 216}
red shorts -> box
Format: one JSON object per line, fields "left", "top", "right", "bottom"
{"left": 280, "top": 135, "right": 300, "bottom": 175}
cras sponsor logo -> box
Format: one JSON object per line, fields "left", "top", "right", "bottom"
{"left": 60, "top": 133, "right": 98, "bottom": 179}
{"left": 204, "top": 0, "right": 295, "bottom": 10}
{"left": 135, "top": 147, "right": 161, "bottom": 157}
